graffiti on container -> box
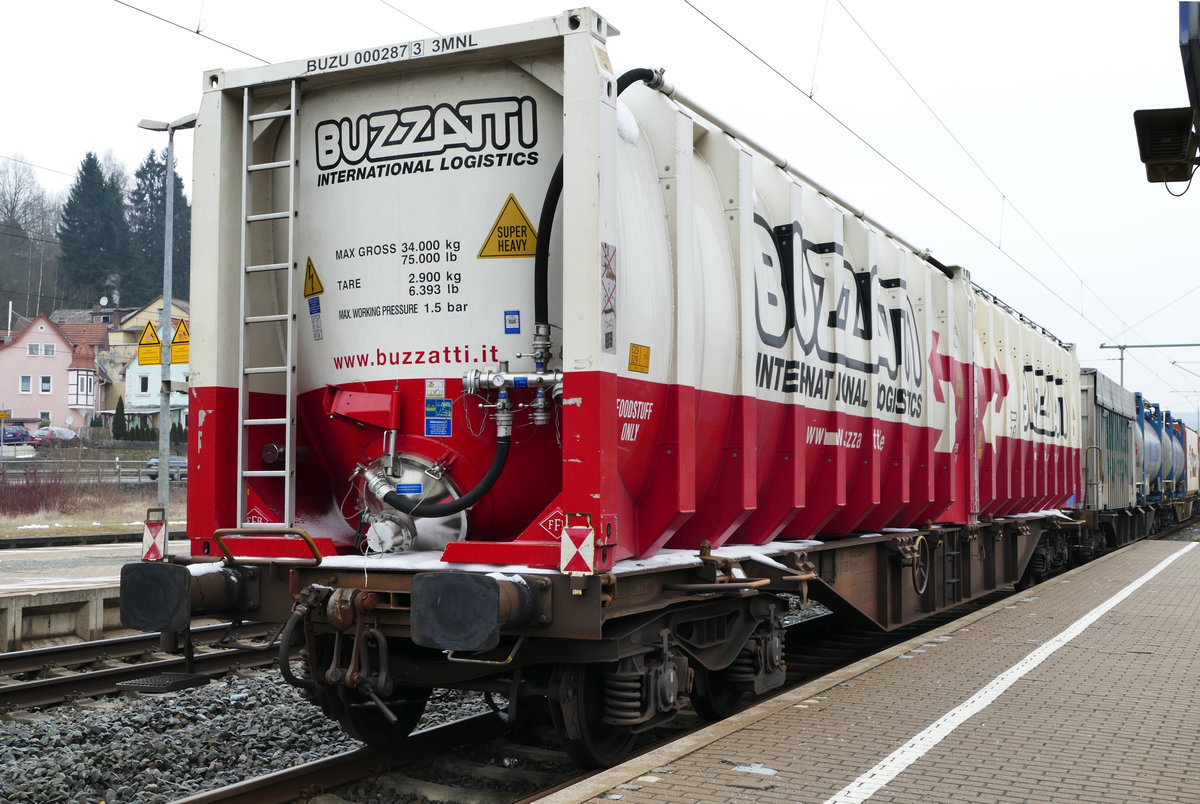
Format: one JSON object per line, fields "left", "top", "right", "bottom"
{"left": 1026, "top": 370, "right": 1068, "bottom": 438}
{"left": 752, "top": 214, "right": 924, "bottom": 417}
{"left": 1104, "top": 415, "right": 1130, "bottom": 488}
{"left": 754, "top": 356, "right": 881, "bottom": 410}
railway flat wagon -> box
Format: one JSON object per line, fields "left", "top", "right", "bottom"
{"left": 123, "top": 9, "right": 1102, "bottom": 766}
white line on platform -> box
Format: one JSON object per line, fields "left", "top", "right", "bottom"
{"left": 823, "top": 542, "right": 1198, "bottom": 804}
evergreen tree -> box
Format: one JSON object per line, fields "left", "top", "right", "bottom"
{"left": 56, "top": 153, "right": 130, "bottom": 306}
{"left": 126, "top": 151, "right": 162, "bottom": 303}
{"left": 127, "top": 149, "right": 190, "bottom": 305}
{"left": 113, "top": 396, "right": 127, "bottom": 439}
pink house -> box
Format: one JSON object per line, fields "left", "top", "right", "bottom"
{"left": 0, "top": 315, "right": 107, "bottom": 432}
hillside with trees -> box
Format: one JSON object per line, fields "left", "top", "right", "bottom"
{"left": 0, "top": 150, "right": 190, "bottom": 324}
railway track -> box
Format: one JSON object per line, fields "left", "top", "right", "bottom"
{"left": 1152, "top": 516, "right": 1200, "bottom": 542}
{"left": 0, "top": 622, "right": 279, "bottom": 710}
{"left": 175, "top": 591, "right": 1018, "bottom": 804}
{"left": 9, "top": 519, "right": 1184, "bottom": 718}
{"left": 166, "top": 713, "right": 547, "bottom": 804}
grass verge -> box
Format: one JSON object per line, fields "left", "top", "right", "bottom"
{"left": 0, "top": 470, "right": 187, "bottom": 538}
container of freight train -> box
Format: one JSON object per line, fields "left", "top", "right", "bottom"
{"left": 1079, "top": 368, "right": 1136, "bottom": 511}
{"left": 1184, "top": 421, "right": 1199, "bottom": 497}
{"left": 1165, "top": 412, "right": 1185, "bottom": 496}
{"left": 183, "top": 7, "right": 1081, "bottom": 573}
{"left": 1136, "top": 393, "right": 1166, "bottom": 500}
{"left": 1176, "top": 420, "right": 1200, "bottom": 521}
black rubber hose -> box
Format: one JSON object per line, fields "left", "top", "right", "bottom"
{"left": 383, "top": 437, "right": 511, "bottom": 517}
{"left": 533, "top": 160, "right": 562, "bottom": 324}
{"left": 617, "top": 67, "right": 657, "bottom": 95}
{"left": 533, "top": 67, "right": 659, "bottom": 323}
{"left": 279, "top": 605, "right": 314, "bottom": 691}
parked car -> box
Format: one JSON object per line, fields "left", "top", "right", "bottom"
{"left": 146, "top": 456, "right": 188, "bottom": 481}
{"left": 30, "top": 426, "right": 78, "bottom": 446}
{"left": 2, "top": 425, "right": 29, "bottom": 444}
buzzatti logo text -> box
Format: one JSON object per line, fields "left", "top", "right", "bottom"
{"left": 315, "top": 96, "right": 538, "bottom": 170}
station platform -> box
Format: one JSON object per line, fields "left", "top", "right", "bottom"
{"left": 544, "top": 539, "right": 1200, "bottom": 804}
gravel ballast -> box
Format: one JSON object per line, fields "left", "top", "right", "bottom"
{"left": 2, "top": 670, "right": 363, "bottom": 804}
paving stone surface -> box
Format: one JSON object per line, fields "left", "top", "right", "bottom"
{"left": 546, "top": 540, "right": 1200, "bottom": 804}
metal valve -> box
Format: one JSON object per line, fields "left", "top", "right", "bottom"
{"left": 485, "top": 388, "right": 514, "bottom": 438}
{"left": 527, "top": 387, "right": 552, "bottom": 426}
{"left": 515, "top": 323, "right": 554, "bottom": 372}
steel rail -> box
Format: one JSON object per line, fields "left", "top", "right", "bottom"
{"left": 0, "top": 622, "right": 275, "bottom": 676}
{"left": 0, "top": 624, "right": 280, "bottom": 711}
{"left": 0, "top": 645, "right": 278, "bottom": 710}
{"left": 170, "top": 714, "right": 504, "bottom": 804}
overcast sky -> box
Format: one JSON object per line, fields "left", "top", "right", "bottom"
{"left": 5, "top": 0, "right": 1198, "bottom": 422}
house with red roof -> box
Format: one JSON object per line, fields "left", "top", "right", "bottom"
{"left": 0, "top": 315, "right": 108, "bottom": 432}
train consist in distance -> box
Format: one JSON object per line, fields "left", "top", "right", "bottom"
{"left": 120, "top": 9, "right": 1199, "bottom": 766}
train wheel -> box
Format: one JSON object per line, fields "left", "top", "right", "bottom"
{"left": 911, "top": 534, "right": 930, "bottom": 594}
{"left": 691, "top": 666, "right": 744, "bottom": 721}
{"left": 329, "top": 686, "right": 429, "bottom": 751}
{"left": 549, "top": 663, "right": 636, "bottom": 768}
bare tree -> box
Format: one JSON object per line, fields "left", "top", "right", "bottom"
{"left": 0, "top": 155, "right": 60, "bottom": 316}
{"left": 100, "top": 149, "right": 131, "bottom": 197}
{"left": 0, "top": 155, "right": 45, "bottom": 231}
{"left": 26, "top": 192, "right": 62, "bottom": 315}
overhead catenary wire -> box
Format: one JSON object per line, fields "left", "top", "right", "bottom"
{"left": 0, "top": 225, "right": 178, "bottom": 274}
{"left": 3, "top": 145, "right": 193, "bottom": 214}
{"left": 1112, "top": 280, "right": 1200, "bottom": 341}
{"left": 0, "top": 154, "right": 75, "bottom": 184}
{"left": 1, "top": 148, "right": 194, "bottom": 312}
{"left": 679, "top": 0, "right": 1178, "bottom": 392}
{"left": 111, "top": 0, "right": 269, "bottom": 64}
{"left": 680, "top": 2, "right": 1086, "bottom": 320}
{"left": 375, "top": 0, "right": 440, "bottom": 36}
{"left": 1172, "top": 364, "right": 1200, "bottom": 390}
{"left": 834, "top": 0, "right": 1132, "bottom": 333}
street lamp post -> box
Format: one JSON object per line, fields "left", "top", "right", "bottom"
{"left": 139, "top": 112, "right": 197, "bottom": 556}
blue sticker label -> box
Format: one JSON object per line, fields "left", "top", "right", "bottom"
{"left": 425, "top": 398, "right": 453, "bottom": 417}
{"left": 514, "top": 376, "right": 529, "bottom": 388}
{"left": 308, "top": 297, "right": 321, "bottom": 314}
{"left": 425, "top": 418, "right": 452, "bottom": 437}
{"left": 395, "top": 483, "right": 423, "bottom": 494}
{"left": 504, "top": 310, "right": 521, "bottom": 334}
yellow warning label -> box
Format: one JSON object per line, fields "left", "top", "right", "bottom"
{"left": 170, "top": 319, "right": 190, "bottom": 365}
{"left": 628, "top": 343, "right": 650, "bottom": 374}
{"left": 304, "top": 257, "right": 325, "bottom": 298}
{"left": 138, "top": 321, "right": 161, "bottom": 366}
{"left": 595, "top": 46, "right": 613, "bottom": 75}
{"left": 478, "top": 195, "right": 538, "bottom": 259}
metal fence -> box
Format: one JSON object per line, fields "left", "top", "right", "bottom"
{"left": 0, "top": 459, "right": 182, "bottom": 484}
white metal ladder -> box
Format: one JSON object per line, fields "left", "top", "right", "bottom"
{"left": 236, "top": 80, "right": 299, "bottom": 527}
